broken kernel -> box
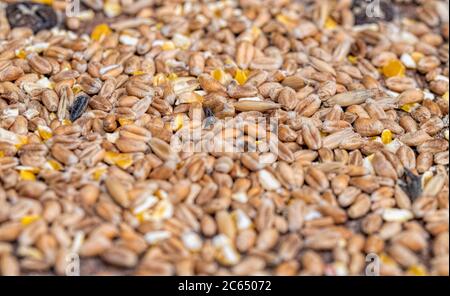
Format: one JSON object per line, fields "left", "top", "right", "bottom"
{"left": 443, "top": 91, "right": 449, "bottom": 101}
{"left": 382, "top": 59, "right": 405, "bottom": 77}
{"left": 132, "top": 70, "right": 145, "bottom": 76}
{"left": 381, "top": 129, "right": 393, "bottom": 144}
{"left": 91, "top": 24, "right": 112, "bottom": 41}
{"left": 234, "top": 69, "right": 248, "bottom": 85}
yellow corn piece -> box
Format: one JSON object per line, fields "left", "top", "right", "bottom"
{"left": 400, "top": 102, "right": 418, "bottom": 112}
{"left": 167, "top": 72, "right": 178, "bottom": 81}
{"left": 276, "top": 14, "right": 297, "bottom": 29}
{"left": 0, "top": 151, "right": 4, "bottom": 157}
{"left": 20, "top": 170, "right": 36, "bottom": 181}
{"left": 104, "top": 1, "right": 122, "bottom": 18}
{"left": 407, "top": 265, "right": 427, "bottom": 276}
{"left": 324, "top": 17, "right": 337, "bottom": 29}
{"left": 162, "top": 41, "right": 175, "bottom": 51}
{"left": 21, "top": 215, "right": 41, "bottom": 226}
{"left": 411, "top": 52, "right": 424, "bottom": 63}
{"left": 91, "top": 24, "right": 112, "bottom": 41}
{"left": 153, "top": 73, "right": 168, "bottom": 86}
{"left": 382, "top": 59, "right": 405, "bottom": 77}
{"left": 104, "top": 151, "right": 133, "bottom": 169}
{"left": 211, "top": 68, "right": 226, "bottom": 83}
{"left": 135, "top": 212, "right": 146, "bottom": 223}
{"left": 32, "top": 0, "right": 53, "bottom": 5}
{"left": 15, "top": 135, "right": 28, "bottom": 149}
{"left": 92, "top": 167, "right": 107, "bottom": 181}
{"left": 72, "top": 84, "right": 83, "bottom": 95}
{"left": 37, "top": 125, "right": 53, "bottom": 141}
{"left": 443, "top": 91, "right": 449, "bottom": 101}
{"left": 46, "top": 159, "right": 63, "bottom": 171}
{"left": 380, "top": 253, "right": 396, "bottom": 266}
{"left": 118, "top": 117, "right": 134, "bottom": 126}
{"left": 132, "top": 70, "right": 145, "bottom": 76}
{"left": 348, "top": 55, "right": 358, "bottom": 64}
{"left": 62, "top": 119, "right": 72, "bottom": 126}
{"left": 366, "top": 154, "right": 375, "bottom": 162}
{"left": 250, "top": 26, "right": 261, "bottom": 40}
{"left": 234, "top": 69, "right": 248, "bottom": 85}
{"left": 15, "top": 49, "right": 27, "bottom": 59}
{"left": 172, "top": 113, "right": 184, "bottom": 131}
{"left": 154, "top": 189, "right": 168, "bottom": 199}
{"left": 381, "top": 129, "right": 392, "bottom": 145}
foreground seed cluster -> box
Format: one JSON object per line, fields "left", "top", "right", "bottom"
{"left": 0, "top": 0, "right": 448, "bottom": 276}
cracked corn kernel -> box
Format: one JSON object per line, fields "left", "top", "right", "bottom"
{"left": 132, "top": 70, "right": 145, "bottom": 76}
{"left": 211, "top": 68, "right": 226, "bottom": 83}
{"left": 72, "top": 84, "right": 83, "bottom": 94}
{"left": 443, "top": 91, "right": 449, "bottom": 101}
{"left": 382, "top": 59, "right": 405, "bottom": 77}
{"left": 104, "top": 1, "right": 122, "bottom": 17}
{"left": 104, "top": 151, "right": 133, "bottom": 169}
{"left": 400, "top": 102, "right": 419, "bottom": 112}
{"left": 118, "top": 117, "right": 134, "bottom": 126}
{"left": 91, "top": 24, "right": 112, "bottom": 41}
{"left": 92, "top": 167, "right": 107, "bottom": 181}
{"left": 381, "top": 129, "right": 393, "bottom": 144}
{"left": 37, "top": 125, "right": 53, "bottom": 141}
{"left": 162, "top": 41, "right": 176, "bottom": 51}
{"left": 15, "top": 49, "right": 27, "bottom": 59}
{"left": 324, "top": 17, "right": 337, "bottom": 29}
{"left": 407, "top": 265, "right": 427, "bottom": 276}
{"left": 167, "top": 72, "right": 178, "bottom": 81}
{"left": 234, "top": 69, "right": 248, "bottom": 85}
{"left": 411, "top": 52, "right": 424, "bottom": 63}
{"left": 0, "top": 151, "right": 4, "bottom": 157}
{"left": 153, "top": 73, "right": 168, "bottom": 86}
{"left": 20, "top": 170, "right": 36, "bottom": 181}
{"left": 348, "top": 55, "right": 358, "bottom": 64}
{"left": 15, "top": 135, "right": 28, "bottom": 149}
{"left": 380, "top": 253, "right": 397, "bottom": 266}
{"left": 32, "top": 0, "right": 53, "bottom": 5}
{"left": 45, "top": 159, "right": 63, "bottom": 171}
{"left": 21, "top": 215, "right": 40, "bottom": 226}
{"left": 62, "top": 119, "right": 72, "bottom": 126}
{"left": 276, "top": 14, "right": 297, "bottom": 29}
{"left": 172, "top": 113, "right": 184, "bottom": 131}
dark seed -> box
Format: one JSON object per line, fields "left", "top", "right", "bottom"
{"left": 6, "top": 2, "right": 58, "bottom": 33}
{"left": 353, "top": 0, "right": 396, "bottom": 25}
{"left": 70, "top": 95, "right": 90, "bottom": 122}
{"left": 203, "top": 107, "right": 216, "bottom": 128}
{"left": 399, "top": 169, "right": 422, "bottom": 201}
